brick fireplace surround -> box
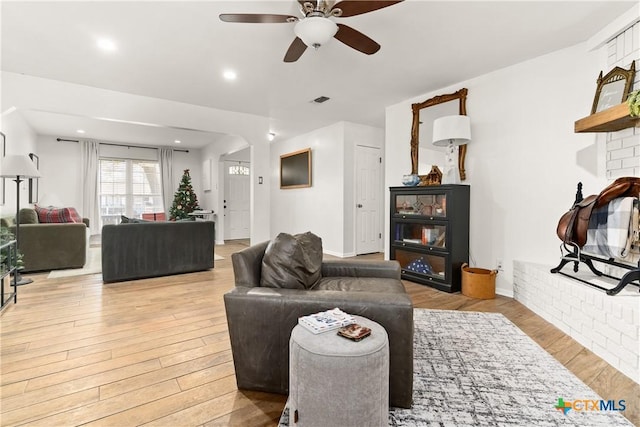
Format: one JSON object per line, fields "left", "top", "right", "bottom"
{"left": 514, "top": 262, "right": 639, "bottom": 384}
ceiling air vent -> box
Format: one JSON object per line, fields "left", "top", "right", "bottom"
{"left": 312, "top": 96, "right": 330, "bottom": 104}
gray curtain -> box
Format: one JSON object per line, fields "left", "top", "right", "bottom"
{"left": 80, "top": 140, "right": 100, "bottom": 234}
{"left": 159, "top": 148, "right": 173, "bottom": 216}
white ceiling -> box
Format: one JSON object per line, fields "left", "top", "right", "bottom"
{"left": 1, "top": 0, "right": 636, "bottom": 149}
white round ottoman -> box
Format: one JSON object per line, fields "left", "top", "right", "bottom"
{"left": 289, "top": 315, "right": 389, "bottom": 427}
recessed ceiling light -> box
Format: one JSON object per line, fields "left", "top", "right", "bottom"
{"left": 76, "top": 129, "right": 85, "bottom": 134}
{"left": 97, "top": 38, "right": 117, "bottom": 52}
{"left": 223, "top": 70, "right": 237, "bottom": 81}
{"left": 267, "top": 132, "right": 276, "bottom": 141}
{"left": 174, "top": 140, "right": 181, "bottom": 144}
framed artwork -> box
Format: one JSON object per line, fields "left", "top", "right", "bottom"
{"left": 0, "top": 132, "right": 5, "bottom": 206}
{"left": 28, "top": 153, "right": 39, "bottom": 204}
{"left": 591, "top": 62, "right": 636, "bottom": 114}
{"left": 280, "top": 148, "right": 311, "bottom": 189}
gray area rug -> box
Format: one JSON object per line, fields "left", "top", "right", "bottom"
{"left": 47, "top": 247, "right": 101, "bottom": 279}
{"left": 279, "top": 309, "right": 632, "bottom": 426}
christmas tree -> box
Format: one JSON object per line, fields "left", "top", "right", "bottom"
{"left": 169, "top": 169, "right": 201, "bottom": 220}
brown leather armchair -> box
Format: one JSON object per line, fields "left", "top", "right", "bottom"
{"left": 224, "top": 241, "right": 414, "bottom": 408}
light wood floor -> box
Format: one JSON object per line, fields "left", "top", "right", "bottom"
{"left": 1, "top": 240, "right": 638, "bottom": 426}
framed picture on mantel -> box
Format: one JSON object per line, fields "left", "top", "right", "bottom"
{"left": 591, "top": 62, "right": 635, "bottom": 114}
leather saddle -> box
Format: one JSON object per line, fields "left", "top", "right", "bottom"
{"left": 556, "top": 177, "right": 640, "bottom": 248}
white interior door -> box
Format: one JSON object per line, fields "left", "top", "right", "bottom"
{"left": 224, "top": 161, "right": 250, "bottom": 240}
{"left": 356, "top": 145, "right": 382, "bottom": 255}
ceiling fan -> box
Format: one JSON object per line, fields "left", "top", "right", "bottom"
{"left": 219, "top": 0, "right": 404, "bottom": 62}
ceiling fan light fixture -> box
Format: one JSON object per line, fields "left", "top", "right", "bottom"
{"left": 294, "top": 16, "right": 337, "bottom": 49}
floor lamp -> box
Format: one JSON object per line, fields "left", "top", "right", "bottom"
{"left": 432, "top": 115, "right": 471, "bottom": 185}
{"left": 0, "top": 154, "right": 41, "bottom": 285}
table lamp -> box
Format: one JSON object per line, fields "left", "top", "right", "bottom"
{"left": 432, "top": 115, "right": 471, "bottom": 184}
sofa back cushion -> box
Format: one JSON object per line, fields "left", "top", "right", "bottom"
{"left": 19, "top": 208, "right": 39, "bottom": 224}
{"left": 34, "top": 205, "right": 82, "bottom": 223}
{"left": 260, "top": 232, "right": 323, "bottom": 290}
{"left": 0, "top": 216, "right": 15, "bottom": 227}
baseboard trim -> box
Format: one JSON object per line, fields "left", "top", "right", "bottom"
{"left": 323, "top": 250, "right": 357, "bottom": 258}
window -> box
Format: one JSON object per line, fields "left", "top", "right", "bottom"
{"left": 99, "top": 158, "right": 163, "bottom": 226}
{"left": 228, "top": 165, "right": 250, "bottom": 175}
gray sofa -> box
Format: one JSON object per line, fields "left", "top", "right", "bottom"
{"left": 224, "top": 240, "right": 414, "bottom": 408}
{"left": 101, "top": 221, "right": 215, "bottom": 282}
{"left": 1, "top": 208, "right": 88, "bottom": 272}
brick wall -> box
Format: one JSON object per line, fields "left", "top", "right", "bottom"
{"left": 514, "top": 261, "right": 639, "bottom": 384}
{"left": 606, "top": 22, "right": 640, "bottom": 179}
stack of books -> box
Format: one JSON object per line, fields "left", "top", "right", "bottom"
{"left": 298, "top": 308, "right": 355, "bottom": 334}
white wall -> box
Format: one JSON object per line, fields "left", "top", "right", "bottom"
{"left": 386, "top": 42, "right": 610, "bottom": 297}
{"left": 270, "top": 122, "right": 345, "bottom": 255}
{"left": 0, "top": 110, "right": 38, "bottom": 215}
{"left": 36, "top": 136, "right": 81, "bottom": 209}
{"left": 270, "top": 121, "right": 383, "bottom": 256}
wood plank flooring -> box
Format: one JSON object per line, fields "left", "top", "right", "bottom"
{"left": 1, "top": 240, "right": 638, "bottom": 426}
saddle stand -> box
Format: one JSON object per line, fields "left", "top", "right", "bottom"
{"left": 550, "top": 181, "right": 640, "bottom": 296}
{"left": 551, "top": 242, "right": 640, "bottom": 295}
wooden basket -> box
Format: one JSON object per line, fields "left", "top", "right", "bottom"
{"left": 461, "top": 263, "right": 497, "bottom": 299}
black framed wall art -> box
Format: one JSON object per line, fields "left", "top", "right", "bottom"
{"left": 28, "top": 153, "right": 39, "bottom": 204}
{"left": 280, "top": 148, "right": 311, "bottom": 189}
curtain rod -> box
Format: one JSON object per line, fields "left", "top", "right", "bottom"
{"left": 56, "top": 138, "right": 189, "bottom": 153}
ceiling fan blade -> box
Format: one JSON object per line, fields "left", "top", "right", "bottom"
{"left": 332, "top": 0, "right": 403, "bottom": 17}
{"left": 219, "top": 14, "right": 297, "bottom": 23}
{"left": 334, "top": 24, "right": 380, "bottom": 55}
{"left": 284, "top": 37, "right": 308, "bottom": 62}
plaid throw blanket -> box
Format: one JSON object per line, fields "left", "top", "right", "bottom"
{"left": 583, "top": 197, "right": 636, "bottom": 259}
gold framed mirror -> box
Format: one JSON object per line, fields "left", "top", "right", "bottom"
{"left": 591, "top": 62, "right": 635, "bottom": 114}
{"left": 410, "top": 88, "right": 468, "bottom": 181}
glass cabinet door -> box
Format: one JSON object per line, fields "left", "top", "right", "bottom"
{"left": 393, "top": 248, "right": 447, "bottom": 283}
{"left": 393, "top": 192, "right": 447, "bottom": 218}
{"left": 394, "top": 222, "right": 446, "bottom": 249}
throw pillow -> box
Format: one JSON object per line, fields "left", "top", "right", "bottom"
{"left": 67, "top": 207, "right": 82, "bottom": 223}
{"left": 34, "top": 205, "right": 80, "bottom": 223}
{"left": 130, "top": 218, "right": 151, "bottom": 223}
{"left": 120, "top": 215, "right": 151, "bottom": 224}
{"left": 19, "top": 208, "right": 39, "bottom": 224}
{"left": 260, "top": 231, "right": 323, "bottom": 290}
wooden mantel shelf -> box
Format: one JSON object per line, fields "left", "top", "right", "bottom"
{"left": 575, "top": 102, "right": 639, "bottom": 133}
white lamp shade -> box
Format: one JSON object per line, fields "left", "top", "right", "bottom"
{"left": 294, "top": 17, "right": 338, "bottom": 48}
{"left": 0, "top": 155, "right": 41, "bottom": 178}
{"left": 432, "top": 115, "right": 471, "bottom": 147}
